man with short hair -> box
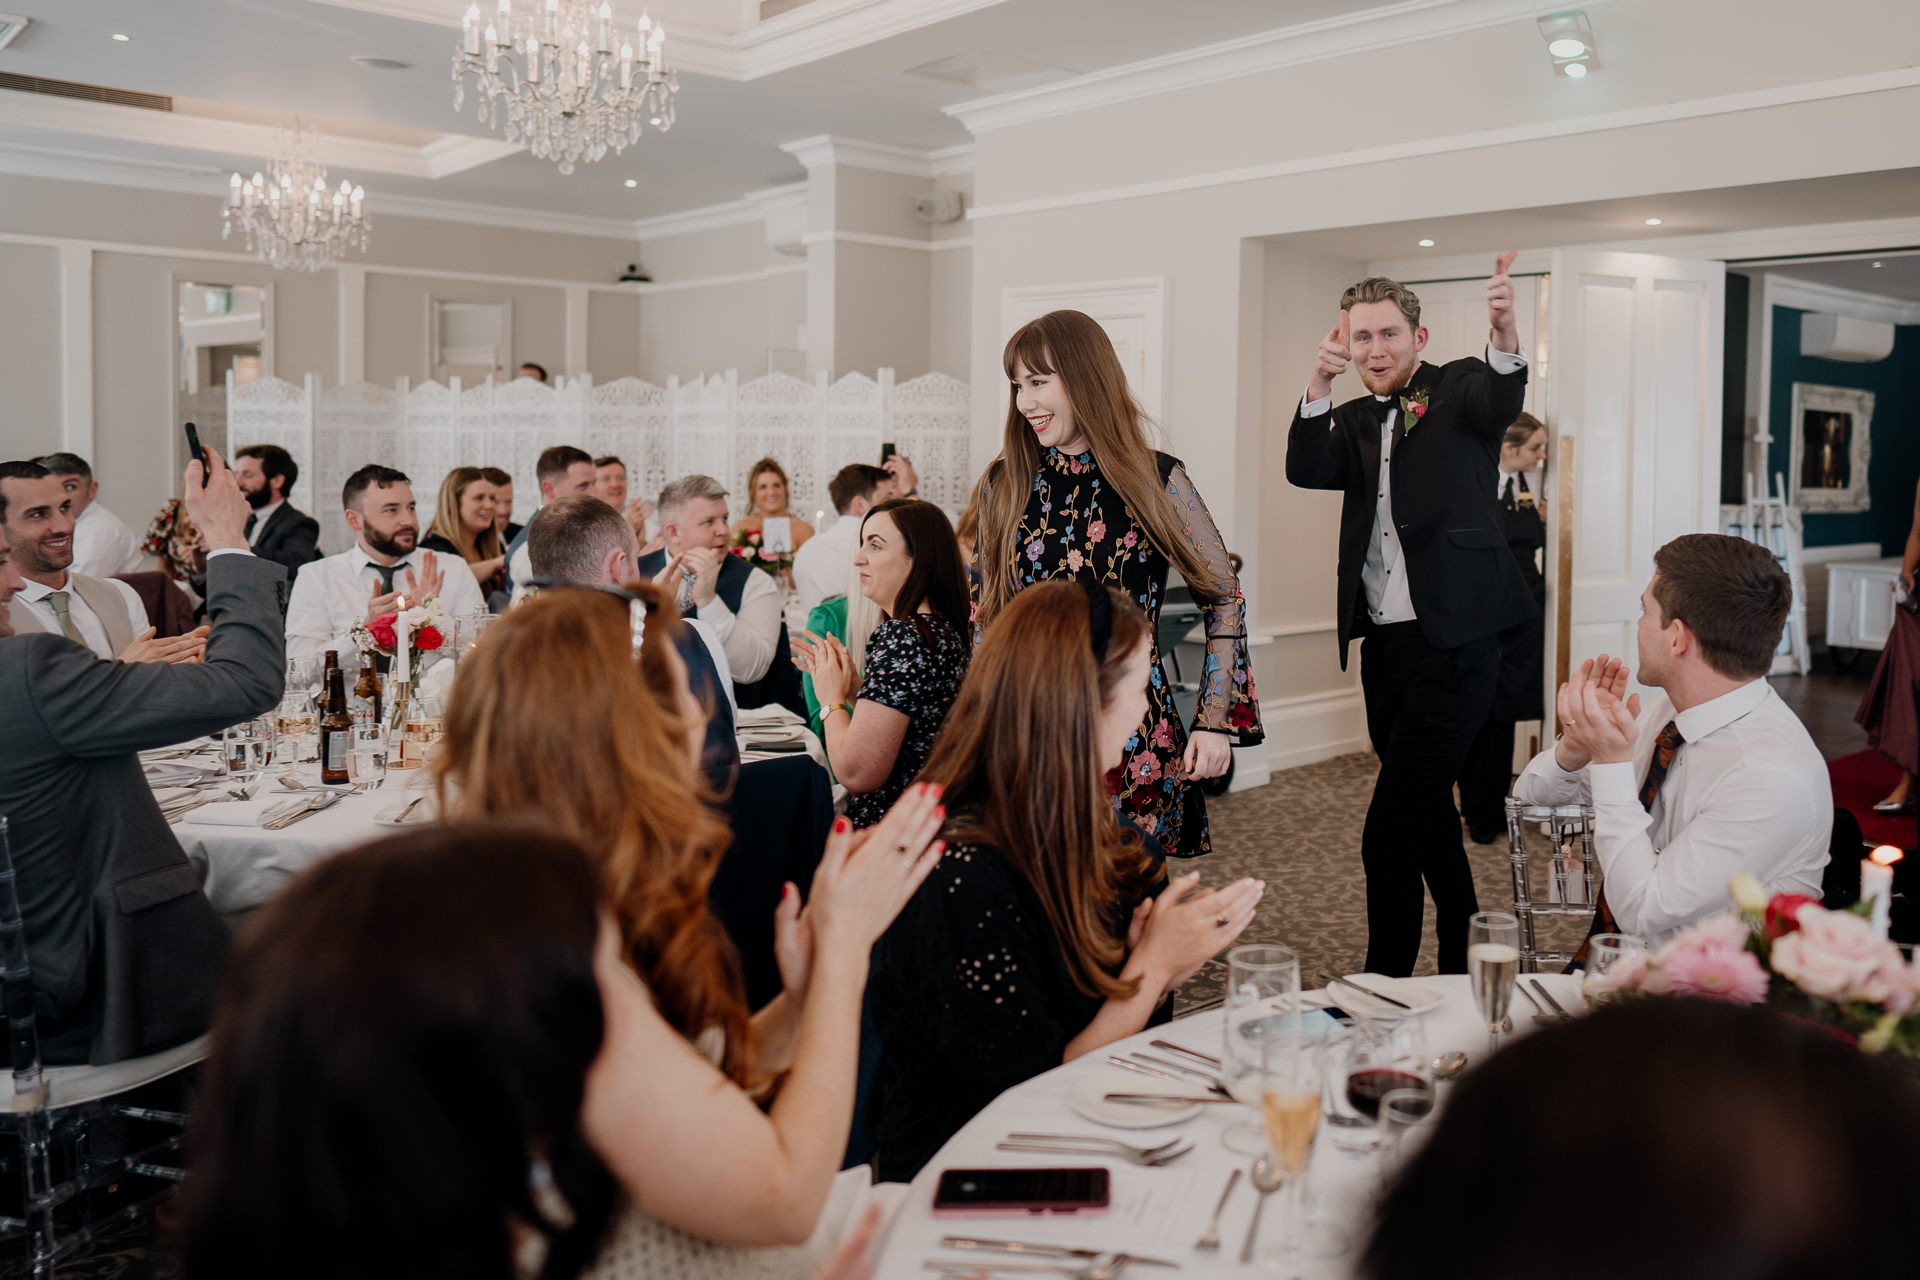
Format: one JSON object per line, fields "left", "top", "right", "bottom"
{"left": 594, "top": 454, "right": 654, "bottom": 543}
{"left": 481, "top": 466, "right": 522, "bottom": 545}
{"left": 285, "top": 464, "right": 485, "bottom": 662}
{"left": 504, "top": 445, "right": 595, "bottom": 591}
{"left": 34, "top": 453, "right": 142, "bottom": 577}
{"left": 232, "top": 443, "right": 324, "bottom": 580}
{"left": 639, "top": 474, "right": 803, "bottom": 717}
{"left": 792, "top": 464, "right": 894, "bottom": 613}
{"left": 0, "top": 446, "right": 285, "bottom": 1064}
{"left": 1285, "top": 254, "right": 1538, "bottom": 977}
{"left": 524, "top": 493, "right": 737, "bottom": 770}
{"left": 1515, "top": 534, "right": 1830, "bottom": 949}
{"left": 0, "top": 461, "right": 201, "bottom": 663}
{"left": 517, "top": 362, "right": 548, "bottom": 383}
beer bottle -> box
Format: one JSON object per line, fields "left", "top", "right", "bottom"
{"left": 320, "top": 667, "right": 354, "bottom": 786}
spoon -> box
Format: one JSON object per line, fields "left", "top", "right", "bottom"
{"left": 1238, "top": 1155, "right": 1283, "bottom": 1264}
{"left": 1431, "top": 1050, "right": 1468, "bottom": 1081}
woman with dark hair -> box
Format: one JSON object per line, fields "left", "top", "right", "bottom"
{"left": 978, "top": 310, "right": 1262, "bottom": 856}
{"left": 792, "top": 498, "right": 971, "bottom": 828}
{"left": 1365, "top": 998, "right": 1920, "bottom": 1280}
{"left": 434, "top": 581, "right": 949, "bottom": 1254}
{"left": 422, "top": 465, "right": 507, "bottom": 596}
{"left": 869, "top": 579, "right": 1266, "bottom": 1181}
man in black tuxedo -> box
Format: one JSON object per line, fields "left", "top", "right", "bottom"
{"left": 1285, "top": 253, "right": 1539, "bottom": 976}
{"left": 233, "top": 444, "right": 323, "bottom": 585}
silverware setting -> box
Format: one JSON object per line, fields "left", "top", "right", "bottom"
{"left": 994, "top": 1141, "right": 1191, "bottom": 1167}
{"left": 1128, "top": 1052, "right": 1231, "bottom": 1093}
{"left": 1193, "top": 1167, "right": 1240, "bottom": 1251}
{"left": 925, "top": 1253, "right": 1133, "bottom": 1280}
{"left": 998, "top": 1132, "right": 1191, "bottom": 1166}
{"left": 938, "top": 1239, "right": 1178, "bottom": 1270}
{"left": 1517, "top": 981, "right": 1565, "bottom": 1025}
{"left": 1105, "top": 1056, "right": 1230, "bottom": 1098}
{"left": 1319, "top": 971, "right": 1412, "bottom": 1010}
{"left": 1148, "top": 1040, "right": 1221, "bottom": 1069}
{"left": 262, "top": 790, "right": 349, "bottom": 830}
{"left": 1530, "top": 978, "right": 1574, "bottom": 1020}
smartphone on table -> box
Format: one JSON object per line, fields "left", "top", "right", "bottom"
{"left": 932, "top": 1168, "right": 1109, "bottom": 1218}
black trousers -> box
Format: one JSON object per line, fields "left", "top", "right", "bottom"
{"left": 1457, "top": 717, "right": 1517, "bottom": 839}
{"left": 1358, "top": 622, "right": 1499, "bottom": 976}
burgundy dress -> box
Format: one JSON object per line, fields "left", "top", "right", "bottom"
{"left": 1857, "top": 606, "right": 1920, "bottom": 775}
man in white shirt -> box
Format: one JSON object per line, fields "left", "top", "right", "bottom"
{"left": 1515, "top": 534, "right": 1830, "bottom": 951}
{"left": 285, "top": 464, "right": 485, "bottom": 663}
{"left": 792, "top": 463, "right": 894, "bottom": 613}
{"left": 0, "top": 461, "right": 203, "bottom": 663}
{"left": 637, "top": 474, "right": 803, "bottom": 716}
{"left": 35, "top": 453, "right": 143, "bottom": 578}
{"left": 504, "top": 445, "right": 596, "bottom": 592}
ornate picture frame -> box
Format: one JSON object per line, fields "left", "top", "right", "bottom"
{"left": 1788, "top": 382, "right": 1874, "bottom": 513}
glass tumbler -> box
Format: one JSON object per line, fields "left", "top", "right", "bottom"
{"left": 1581, "top": 933, "right": 1649, "bottom": 1010}
{"left": 1221, "top": 943, "right": 1300, "bottom": 1156}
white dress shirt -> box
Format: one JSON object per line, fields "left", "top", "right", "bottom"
{"left": 1513, "top": 678, "right": 1831, "bottom": 948}
{"left": 15, "top": 573, "right": 151, "bottom": 660}
{"left": 245, "top": 500, "right": 284, "bottom": 546}
{"left": 285, "top": 543, "right": 485, "bottom": 660}
{"left": 69, "top": 501, "right": 145, "bottom": 577}
{"left": 702, "top": 559, "right": 784, "bottom": 685}
{"left": 1301, "top": 344, "right": 1528, "bottom": 623}
{"left": 791, "top": 512, "right": 862, "bottom": 614}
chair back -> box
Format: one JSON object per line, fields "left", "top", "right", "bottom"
{"left": 0, "top": 818, "right": 44, "bottom": 1106}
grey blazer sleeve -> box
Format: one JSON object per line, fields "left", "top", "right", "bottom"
{"left": 21, "top": 553, "right": 289, "bottom": 759}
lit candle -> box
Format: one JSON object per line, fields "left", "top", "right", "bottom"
{"left": 464, "top": 3, "right": 481, "bottom": 53}
{"left": 227, "top": 171, "right": 241, "bottom": 209}
{"left": 1864, "top": 846, "right": 1902, "bottom": 940}
{"left": 619, "top": 41, "right": 633, "bottom": 86}
{"left": 597, "top": 1, "right": 610, "bottom": 52}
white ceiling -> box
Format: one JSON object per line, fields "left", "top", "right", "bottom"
{"left": 0, "top": 0, "right": 1383, "bottom": 224}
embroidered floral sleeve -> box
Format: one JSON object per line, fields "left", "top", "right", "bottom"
{"left": 1166, "top": 463, "right": 1263, "bottom": 745}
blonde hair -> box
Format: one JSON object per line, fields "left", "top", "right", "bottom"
{"left": 428, "top": 466, "right": 503, "bottom": 565}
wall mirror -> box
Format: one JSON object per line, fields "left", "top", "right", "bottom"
{"left": 433, "top": 299, "right": 512, "bottom": 386}
{"left": 176, "top": 281, "right": 268, "bottom": 458}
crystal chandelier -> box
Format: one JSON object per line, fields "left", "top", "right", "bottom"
{"left": 452, "top": 0, "right": 676, "bottom": 175}
{"left": 222, "top": 124, "right": 369, "bottom": 273}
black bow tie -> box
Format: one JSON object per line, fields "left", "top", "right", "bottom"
{"left": 1371, "top": 397, "right": 1394, "bottom": 425}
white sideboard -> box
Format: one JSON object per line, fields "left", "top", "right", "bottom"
{"left": 1826, "top": 558, "right": 1904, "bottom": 653}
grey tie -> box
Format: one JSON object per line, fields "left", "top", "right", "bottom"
{"left": 44, "top": 591, "right": 86, "bottom": 645}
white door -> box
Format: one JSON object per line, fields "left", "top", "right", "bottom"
{"left": 1546, "top": 250, "right": 1726, "bottom": 715}
{"left": 1400, "top": 274, "right": 1547, "bottom": 421}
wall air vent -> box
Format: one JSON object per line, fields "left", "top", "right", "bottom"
{"left": 760, "top": 0, "right": 816, "bottom": 18}
{"left": 0, "top": 13, "right": 29, "bottom": 52}
{"left": 0, "top": 71, "right": 172, "bottom": 112}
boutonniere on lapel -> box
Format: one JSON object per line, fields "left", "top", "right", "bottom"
{"left": 1398, "top": 388, "right": 1431, "bottom": 434}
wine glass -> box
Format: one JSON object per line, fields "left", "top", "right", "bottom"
{"left": 1259, "top": 1035, "right": 1347, "bottom": 1269}
{"left": 1468, "top": 912, "right": 1521, "bottom": 1055}
{"left": 1336, "top": 1015, "right": 1431, "bottom": 1154}
{"left": 1222, "top": 944, "right": 1301, "bottom": 1156}
{"left": 1581, "top": 933, "right": 1648, "bottom": 1010}
{"left": 402, "top": 695, "right": 445, "bottom": 783}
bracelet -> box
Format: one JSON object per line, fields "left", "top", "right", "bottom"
{"left": 824, "top": 703, "right": 852, "bottom": 722}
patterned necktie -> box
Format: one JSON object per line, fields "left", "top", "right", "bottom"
{"left": 1573, "top": 720, "right": 1684, "bottom": 969}
{"left": 44, "top": 590, "right": 85, "bottom": 645}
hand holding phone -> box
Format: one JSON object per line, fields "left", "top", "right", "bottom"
{"left": 184, "top": 423, "right": 208, "bottom": 488}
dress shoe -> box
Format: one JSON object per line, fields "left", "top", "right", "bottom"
{"left": 1872, "top": 798, "right": 1917, "bottom": 814}
{"left": 1468, "top": 826, "right": 1504, "bottom": 845}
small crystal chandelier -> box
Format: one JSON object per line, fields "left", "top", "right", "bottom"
{"left": 222, "top": 123, "right": 369, "bottom": 273}
{"left": 452, "top": 0, "right": 676, "bottom": 175}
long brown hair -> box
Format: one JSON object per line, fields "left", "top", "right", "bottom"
{"left": 745, "top": 456, "right": 791, "bottom": 517}
{"left": 863, "top": 497, "right": 971, "bottom": 653}
{"left": 435, "top": 582, "right": 754, "bottom": 1086}
{"left": 976, "top": 310, "right": 1232, "bottom": 628}
{"left": 918, "top": 578, "right": 1158, "bottom": 999}
{"left": 429, "top": 465, "right": 504, "bottom": 564}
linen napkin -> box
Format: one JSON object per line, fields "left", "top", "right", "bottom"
{"left": 184, "top": 799, "right": 281, "bottom": 827}
{"left": 144, "top": 760, "right": 225, "bottom": 787}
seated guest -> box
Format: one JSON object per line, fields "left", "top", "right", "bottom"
{"left": 1514, "top": 533, "right": 1829, "bottom": 950}
{"left": 231, "top": 443, "right": 324, "bottom": 580}
{"left": 1364, "top": 998, "right": 1920, "bottom": 1280}
{"left": 870, "top": 580, "right": 1266, "bottom": 1181}
{"left": 436, "top": 586, "right": 948, "bottom": 1251}
{"left": 505, "top": 445, "right": 596, "bottom": 591}
{"left": 800, "top": 558, "right": 881, "bottom": 739}
{"left": 525, "top": 492, "right": 737, "bottom": 771}
{"left": 731, "top": 458, "right": 815, "bottom": 564}
{"left": 482, "top": 465, "right": 523, "bottom": 544}
{"left": 593, "top": 454, "right": 655, "bottom": 544}
{"left": 285, "top": 464, "right": 485, "bottom": 662}
{"left": 518, "top": 360, "right": 549, "bottom": 383}
{"left": 641, "top": 474, "right": 804, "bottom": 717}
{"left": 178, "top": 825, "right": 890, "bottom": 1280}
{"left": 0, "top": 447, "right": 283, "bottom": 1064}
{"left": 422, "top": 465, "right": 507, "bottom": 597}
{"left": 35, "top": 452, "right": 143, "bottom": 577}
{"left": 793, "top": 499, "right": 970, "bottom": 827}
{"left": 793, "top": 464, "right": 893, "bottom": 613}
{"left": 1, "top": 461, "right": 201, "bottom": 663}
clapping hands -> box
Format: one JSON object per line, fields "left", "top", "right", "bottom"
{"left": 791, "top": 630, "right": 854, "bottom": 706}
{"left": 1554, "top": 653, "right": 1640, "bottom": 770}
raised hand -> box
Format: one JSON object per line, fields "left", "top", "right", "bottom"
{"left": 1309, "top": 312, "right": 1351, "bottom": 402}
{"left": 624, "top": 495, "right": 654, "bottom": 538}
{"left": 805, "top": 783, "right": 947, "bottom": 955}
{"left": 365, "top": 579, "right": 403, "bottom": 625}
{"left": 182, "top": 446, "right": 251, "bottom": 552}
{"left": 682, "top": 546, "right": 722, "bottom": 608}
{"left": 1573, "top": 666, "right": 1641, "bottom": 765}
{"left": 1132, "top": 871, "right": 1265, "bottom": 996}
{"left": 1487, "top": 250, "right": 1520, "bottom": 354}
{"left": 792, "top": 630, "right": 854, "bottom": 706}
{"left": 402, "top": 549, "right": 444, "bottom": 603}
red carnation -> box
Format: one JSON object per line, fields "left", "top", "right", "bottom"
{"left": 368, "top": 614, "right": 398, "bottom": 648}
{"left": 1764, "top": 893, "right": 1820, "bottom": 941}
{"left": 414, "top": 625, "right": 444, "bottom": 652}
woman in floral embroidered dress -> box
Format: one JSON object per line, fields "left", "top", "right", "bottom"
{"left": 974, "top": 310, "right": 1263, "bottom": 856}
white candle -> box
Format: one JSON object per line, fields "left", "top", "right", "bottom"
{"left": 1864, "top": 847, "right": 1902, "bottom": 940}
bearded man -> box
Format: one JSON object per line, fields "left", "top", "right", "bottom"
{"left": 1285, "top": 253, "right": 1540, "bottom": 977}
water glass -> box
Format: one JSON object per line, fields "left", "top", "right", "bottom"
{"left": 1377, "top": 1087, "right": 1437, "bottom": 1171}
{"left": 221, "top": 716, "right": 274, "bottom": 786}
{"left": 458, "top": 610, "right": 494, "bottom": 661}
{"left": 1468, "top": 912, "right": 1521, "bottom": 1055}
{"left": 349, "top": 731, "right": 387, "bottom": 786}
{"left": 1581, "top": 933, "right": 1649, "bottom": 1010}
{"left": 1222, "top": 944, "right": 1301, "bottom": 1155}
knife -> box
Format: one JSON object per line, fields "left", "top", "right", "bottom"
{"left": 1148, "top": 1039, "right": 1221, "bottom": 1067}
{"left": 938, "top": 1238, "right": 1179, "bottom": 1269}
{"left": 1104, "top": 1093, "right": 1241, "bottom": 1106}
{"left": 1319, "top": 971, "right": 1411, "bottom": 1010}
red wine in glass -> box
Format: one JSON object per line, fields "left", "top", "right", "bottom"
{"left": 1346, "top": 1067, "right": 1431, "bottom": 1119}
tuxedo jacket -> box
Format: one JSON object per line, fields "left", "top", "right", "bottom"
{"left": 250, "top": 502, "right": 324, "bottom": 579}
{"left": 1285, "top": 356, "right": 1538, "bottom": 667}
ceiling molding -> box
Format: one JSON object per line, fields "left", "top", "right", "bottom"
{"left": 1764, "top": 274, "right": 1920, "bottom": 327}
{"left": 965, "top": 66, "right": 1920, "bottom": 222}
{"left": 779, "top": 133, "right": 973, "bottom": 177}
{"left": 0, "top": 88, "right": 521, "bottom": 178}
{"left": 944, "top": 0, "right": 1625, "bottom": 135}
{"left": 365, "top": 190, "right": 640, "bottom": 239}
{"left": 800, "top": 229, "right": 972, "bottom": 251}
{"left": 634, "top": 193, "right": 780, "bottom": 241}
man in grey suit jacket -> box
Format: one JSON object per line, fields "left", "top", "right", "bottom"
{"left": 0, "top": 448, "right": 285, "bottom": 1064}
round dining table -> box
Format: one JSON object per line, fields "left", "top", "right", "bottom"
{"left": 872, "top": 972, "right": 1587, "bottom": 1280}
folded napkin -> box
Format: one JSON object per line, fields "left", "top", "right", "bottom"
{"left": 736, "top": 706, "right": 806, "bottom": 729}
{"left": 185, "top": 799, "right": 281, "bottom": 827}
{"left": 144, "top": 760, "right": 225, "bottom": 787}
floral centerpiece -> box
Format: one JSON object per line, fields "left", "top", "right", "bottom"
{"left": 729, "top": 527, "right": 793, "bottom": 580}
{"left": 1592, "top": 872, "right": 1920, "bottom": 1056}
{"left": 350, "top": 593, "right": 449, "bottom": 720}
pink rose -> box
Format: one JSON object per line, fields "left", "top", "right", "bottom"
{"left": 1769, "top": 904, "right": 1888, "bottom": 1002}
{"left": 369, "top": 614, "right": 397, "bottom": 649}
{"left": 1868, "top": 954, "right": 1920, "bottom": 1015}
{"left": 1654, "top": 937, "right": 1768, "bottom": 1005}
{"left": 760, "top": 546, "right": 779, "bottom": 561}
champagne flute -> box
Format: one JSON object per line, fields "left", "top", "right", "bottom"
{"left": 1222, "top": 944, "right": 1300, "bottom": 1156}
{"left": 1468, "top": 912, "right": 1521, "bottom": 1056}
{"left": 1259, "top": 1035, "right": 1346, "bottom": 1268}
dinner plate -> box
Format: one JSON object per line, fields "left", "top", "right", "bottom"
{"left": 1329, "top": 974, "right": 1445, "bottom": 1018}
{"left": 1064, "top": 1069, "right": 1201, "bottom": 1129}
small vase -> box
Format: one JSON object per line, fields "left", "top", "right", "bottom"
{"left": 385, "top": 678, "right": 419, "bottom": 770}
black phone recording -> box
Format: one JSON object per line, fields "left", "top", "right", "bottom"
{"left": 184, "top": 422, "right": 209, "bottom": 487}
{"left": 932, "top": 1167, "right": 1109, "bottom": 1215}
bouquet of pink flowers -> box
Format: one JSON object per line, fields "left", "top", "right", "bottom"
{"left": 729, "top": 527, "right": 793, "bottom": 579}
{"left": 1592, "top": 873, "right": 1920, "bottom": 1055}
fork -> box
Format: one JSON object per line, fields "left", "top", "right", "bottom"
{"left": 1005, "top": 1131, "right": 1186, "bottom": 1157}
{"left": 1193, "top": 1167, "right": 1241, "bottom": 1251}
{"left": 996, "top": 1141, "right": 1191, "bottom": 1167}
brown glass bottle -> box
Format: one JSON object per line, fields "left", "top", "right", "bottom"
{"left": 351, "top": 654, "right": 382, "bottom": 734}
{"left": 320, "top": 667, "right": 353, "bottom": 786}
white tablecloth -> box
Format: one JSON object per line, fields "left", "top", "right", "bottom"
{"left": 176, "top": 777, "right": 419, "bottom": 916}
{"left": 874, "top": 973, "right": 1585, "bottom": 1280}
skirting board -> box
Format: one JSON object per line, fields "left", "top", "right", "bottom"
{"left": 1227, "top": 687, "right": 1369, "bottom": 791}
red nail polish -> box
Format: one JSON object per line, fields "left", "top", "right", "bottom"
{"left": 833, "top": 816, "right": 849, "bottom": 834}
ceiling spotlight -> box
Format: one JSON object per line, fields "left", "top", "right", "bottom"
{"left": 1538, "top": 10, "right": 1598, "bottom": 78}
{"left": 624, "top": 178, "right": 637, "bottom": 187}
{"left": 111, "top": 32, "right": 130, "bottom": 41}
{"left": 1418, "top": 239, "right": 1436, "bottom": 247}
{"left": 1644, "top": 218, "right": 1662, "bottom": 226}
{"left": 1873, "top": 261, "right": 1884, "bottom": 268}
{"left": 351, "top": 55, "right": 413, "bottom": 69}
